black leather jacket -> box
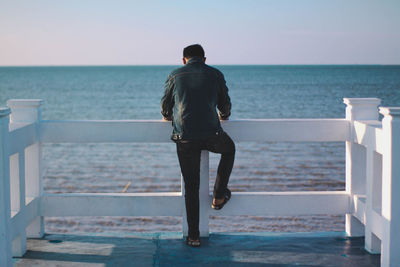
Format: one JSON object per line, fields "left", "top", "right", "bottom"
{"left": 161, "top": 57, "right": 231, "bottom": 141}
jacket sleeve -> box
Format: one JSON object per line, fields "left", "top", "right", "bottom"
{"left": 217, "top": 72, "right": 231, "bottom": 120}
{"left": 160, "top": 74, "right": 175, "bottom": 120}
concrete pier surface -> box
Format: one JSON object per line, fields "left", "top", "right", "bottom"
{"left": 13, "top": 232, "right": 379, "bottom": 267}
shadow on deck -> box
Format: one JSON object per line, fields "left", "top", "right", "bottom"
{"left": 13, "top": 232, "right": 380, "bottom": 266}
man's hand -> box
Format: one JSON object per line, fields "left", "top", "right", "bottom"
{"left": 219, "top": 115, "right": 229, "bottom": 121}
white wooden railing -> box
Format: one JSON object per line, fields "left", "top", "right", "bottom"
{"left": 0, "top": 98, "right": 399, "bottom": 266}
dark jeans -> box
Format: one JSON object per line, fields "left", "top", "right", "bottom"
{"left": 176, "top": 131, "right": 235, "bottom": 239}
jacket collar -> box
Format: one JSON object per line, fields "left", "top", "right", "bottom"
{"left": 187, "top": 56, "right": 204, "bottom": 64}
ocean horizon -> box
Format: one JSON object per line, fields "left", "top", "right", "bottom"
{"left": 1, "top": 64, "right": 400, "bottom": 67}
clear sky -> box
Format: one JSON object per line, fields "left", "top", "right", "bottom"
{"left": 1, "top": 0, "right": 399, "bottom": 65}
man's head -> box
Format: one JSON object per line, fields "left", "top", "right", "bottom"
{"left": 183, "top": 44, "right": 206, "bottom": 64}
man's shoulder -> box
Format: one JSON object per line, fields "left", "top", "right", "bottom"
{"left": 204, "top": 64, "right": 224, "bottom": 77}
{"left": 168, "top": 65, "right": 188, "bottom": 78}
{"left": 168, "top": 64, "right": 224, "bottom": 78}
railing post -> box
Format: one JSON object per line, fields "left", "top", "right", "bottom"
{"left": 199, "top": 150, "right": 210, "bottom": 237}
{"left": 380, "top": 107, "right": 400, "bottom": 267}
{"left": 365, "top": 137, "right": 382, "bottom": 254}
{"left": 0, "top": 107, "right": 12, "bottom": 267}
{"left": 7, "top": 99, "right": 44, "bottom": 238}
{"left": 181, "top": 174, "right": 188, "bottom": 237}
{"left": 181, "top": 150, "right": 210, "bottom": 237}
{"left": 343, "top": 98, "right": 380, "bottom": 236}
{"left": 364, "top": 120, "right": 383, "bottom": 253}
{"left": 10, "top": 151, "right": 27, "bottom": 257}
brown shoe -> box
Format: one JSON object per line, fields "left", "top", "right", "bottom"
{"left": 186, "top": 236, "right": 200, "bottom": 247}
{"left": 211, "top": 189, "right": 231, "bottom": 210}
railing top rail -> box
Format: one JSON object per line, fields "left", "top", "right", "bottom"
{"left": 39, "top": 118, "right": 350, "bottom": 143}
{"left": 40, "top": 118, "right": 347, "bottom": 122}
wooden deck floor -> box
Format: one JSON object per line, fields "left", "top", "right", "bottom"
{"left": 13, "top": 232, "right": 380, "bottom": 266}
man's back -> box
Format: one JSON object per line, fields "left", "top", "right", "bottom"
{"left": 161, "top": 56, "right": 231, "bottom": 141}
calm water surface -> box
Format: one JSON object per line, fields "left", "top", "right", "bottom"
{"left": 1, "top": 65, "right": 399, "bottom": 233}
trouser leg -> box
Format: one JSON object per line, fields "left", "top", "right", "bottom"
{"left": 214, "top": 149, "right": 235, "bottom": 198}
{"left": 176, "top": 142, "right": 201, "bottom": 239}
{"left": 206, "top": 132, "right": 236, "bottom": 199}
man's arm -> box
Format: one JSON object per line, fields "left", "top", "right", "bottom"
{"left": 217, "top": 72, "right": 231, "bottom": 120}
{"left": 160, "top": 75, "right": 175, "bottom": 121}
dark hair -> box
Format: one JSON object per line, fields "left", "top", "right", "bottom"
{"left": 183, "top": 44, "right": 205, "bottom": 58}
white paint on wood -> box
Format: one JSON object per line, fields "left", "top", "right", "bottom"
{"left": 365, "top": 149, "right": 382, "bottom": 253}
{"left": 40, "top": 119, "right": 350, "bottom": 143}
{"left": 213, "top": 191, "right": 351, "bottom": 216}
{"left": 199, "top": 151, "right": 209, "bottom": 237}
{"left": 353, "top": 120, "right": 383, "bottom": 153}
{"left": 181, "top": 174, "right": 188, "bottom": 237}
{"left": 380, "top": 107, "right": 400, "bottom": 266}
{"left": 12, "top": 234, "right": 26, "bottom": 258}
{"left": 372, "top": 152, "right": 382, "bottom": 215}
{"left": 8, "top": 123, "right": 38, "bottom": 155}
{"left": 7, "top": 99, "right": 44, "bottom": 239}
{"left": 41, "top": 192, "right": 183, "bottom": 216}
{"left": 353, "top": 195, "right": 366, "bottom": 224}
{"left": 375, "top": 128, "right": 384, "bottom": 155}
{"left": 24, "top": 144, "right": 41, "bottom": 198}
{"left": 10, "top": 197, "right": 40, "bottom": 240}
{"left": 12, "top": 152, "right": 27, "bottom": 257}
{"left": 352, "top": 194, "right": 383, "bottom": 241}
{"left": 343, "top": 98, "right": 381, "bottom": 121}
{"left": 9, "top": 153, "right": 20, "bottom": 214}
{"left": 41, "top": 191, "right": 350, "bottom": 217}
{"left": 7, "top": 99, "right": 43, "bottom": 125}
{"left": 41, "top": 120, "right": 173, "bottom": 143}
{"left": 222, "top": 119, "right": 350, "bottom": 142}
{"left": 344, "top": 98, "right": 381, "bottom": 237}
{"left": 0, "top": 108, "right": 12, "bottom": 267}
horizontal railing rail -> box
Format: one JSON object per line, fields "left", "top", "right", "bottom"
{"left": 40, "top": 191, "right": 351, "bottom": 217}
{"left": 39, "top": 118, "right": 350, "bottom": 143}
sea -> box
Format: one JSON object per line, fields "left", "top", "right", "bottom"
{"left": 1, "top": 65, "right": 399, "bottom": 234}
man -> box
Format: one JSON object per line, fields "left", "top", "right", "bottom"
{"left": 161, "top": 44, "right": 235, "bottom": 247}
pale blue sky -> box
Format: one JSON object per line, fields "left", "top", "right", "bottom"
{"left": 1, "top": 0, "right": 399, "bottom": 65}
